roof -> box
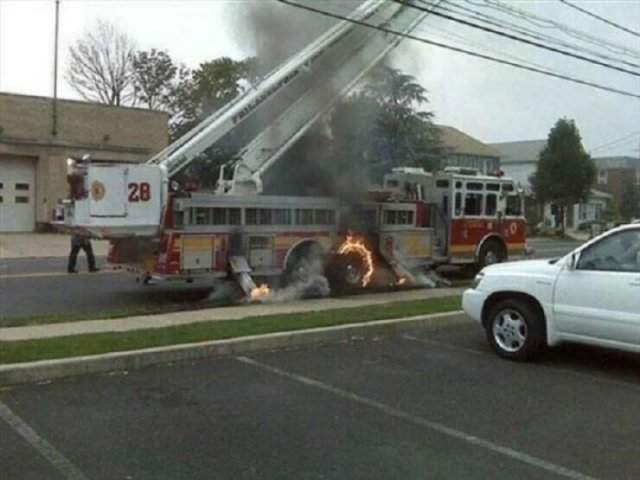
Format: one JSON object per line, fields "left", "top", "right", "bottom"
{"left": 590, "top": 188, "right": 613, "bottom": 199}
{"left": 436, "top": 125, "right": 501, "bottom": 158}
{"left": 489, "top": 139, "right": 547, "bottom": 164}
{"left": 593, "top": 156, "right": 640, "bottom": 169}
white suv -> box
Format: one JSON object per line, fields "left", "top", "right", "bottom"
{"left": 463, "top": 224, "right": 640, "bottom": 361}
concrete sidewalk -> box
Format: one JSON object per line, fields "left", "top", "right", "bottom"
{"left": 0, "top": 287, "right": 463, "bottom": 342}
{"left": 0, "top": 233, "right": 110, "bottom": 259}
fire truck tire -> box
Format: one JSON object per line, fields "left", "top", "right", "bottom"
{"left": 282, "top": 243, "right": 328, "bottom": 298}
{"left": 326, "top": 253, "right": 366, "bottom": 295}
{"left": 478, "top": 239, "right": 507, "bottom": 269}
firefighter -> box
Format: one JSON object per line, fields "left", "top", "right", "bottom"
{"left": 67, "top": 234, "right": 99, "bottom": 273}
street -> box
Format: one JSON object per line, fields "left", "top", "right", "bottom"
{"left": 2, "top": 318, "right": 639, "bottom": 480}
{"left": 0, "top": 238, "right": 582, "bottom": 320}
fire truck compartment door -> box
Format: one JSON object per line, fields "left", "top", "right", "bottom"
{"left": 182, "top": 236, "right": 214, "bottom": 270}
{"left": 88, "top": 166, "right": 127, "bottom": 217}
{"left": 248, "top": 236, "right": 274, "bottom": 268}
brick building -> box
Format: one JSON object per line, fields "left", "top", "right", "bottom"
{"left": 0, "top": 92, "right": 168, "bottom": 232}
{"left": 594, "top": 156, "right": 640, "bottom": 213}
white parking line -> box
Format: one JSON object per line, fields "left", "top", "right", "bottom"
{"left": 0, "top": 270, "right": 121, "bottom": 280}
{"left": 402, "top": 334, "right": 640, "bottom": 394}
{"left": 0, "top": 400, "right": 89, "bottom": 480}
{"left": 237, "top": 355, "right": 599, "bottom": 480}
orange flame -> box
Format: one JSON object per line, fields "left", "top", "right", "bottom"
{"left": 397, "top": 277, "right": 407, "bottom": 286}
{"left": 337, "top": 234, "right": 375, "bottom": 287}
{"left": 250, "top": 283, "right": 272, "bottom": 301}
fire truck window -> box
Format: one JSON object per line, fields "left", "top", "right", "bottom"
{"left": 259, "top": 209, "right": 273, "bottom": 225}
{"left": 466, "top": 182, "right": 483, "bottom": 191}
{"left": 384, "top": 211, "right": 397, "bottom": 225}
{"left": 506, "top": 195, "right": 522, "bottom": 216}
{"left": 455, "top": 181, "right": 463, "bottom": 189}
{"left": 315, "top": 209, "right": 334, "bottom": 225}
{"left": 212, "top": 208, "right": 226, "bottom": 225}
{"left": 486, "top": 183, "right": 500, "bottom": 191}
{"left": 455, "top": 193, "right": 462, "bottom": 216}
{"left": 246, "top": 208, "right": 258, "bottom": 225}
{"left": 296, "top": 209, "right": 314, "bottom": 225}
{"left": 386, "top": 180, "right": 399, "bottom": 188}
{"left": 502, "top": 183, "right": 515, "bottom": 192}
{"left": 485, "top": 194, "right": 497, "bottom": 215}
{"left": 195, "top": 208, "right": 210, "bottom": 225}
{"left": 249, "top": 236, "right": 272, "bottom": 249}
{"left": 398, "top": 211, "right": 414, "bottom": 225}
{"left": 228, "top": 208, "right": 241, "bottom": 225}
{"left": 174, "top": 210, "right": 184, "bottom": 227}
{"left": 436, "top": 180, "right": 449, "bottom": 188}
{"left": 464, "top": 193, "right": 483, "bottom": 216}
{"left": 273, "top": 209, "right": 291, "bottom": 225}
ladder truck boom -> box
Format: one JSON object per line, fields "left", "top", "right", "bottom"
{"left": 61, "top": 0, "right": 428, "bottom": 239}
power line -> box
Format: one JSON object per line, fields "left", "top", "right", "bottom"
{"left": 467, "top": 0, "right": 640, "bottom": 59}
{"left": 558, "top": 0, "right": 640, "bottom": 38}
{"left": 589, "top": 131, "right": 640, "bottom": 153}
{"left": 431, "top": 0, "right": 640, "bottom": 72}
{"left": 394, "top": 0, "right": 640, "bottom": 77}
{"left": 275, "top": 0, "right": 640, "bottom": 100}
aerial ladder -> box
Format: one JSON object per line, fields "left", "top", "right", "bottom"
{"left": 62, "top": 0, "right": 429, "bottom": 240}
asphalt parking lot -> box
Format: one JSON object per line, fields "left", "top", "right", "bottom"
{"left": 2, "top": 317, "right": 639, "bottom": 480}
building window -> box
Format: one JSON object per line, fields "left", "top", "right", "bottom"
{"left": 0, "top": 182, "right": 3, "bottom": 189}
{"left": 0, "top": 196, "right": 3, "bottom": 203}
{"left": 598, "top": 169, "right": 608, "bottom": 185}
{"left": 15, "top": 183, "right": 30, "bottom": 191}
{"left": 15, "top": 196, "right": 29, "bottom": 204}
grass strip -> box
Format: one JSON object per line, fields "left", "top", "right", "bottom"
{"left": 0, "top": 295, "right": 462, "bottom": 365}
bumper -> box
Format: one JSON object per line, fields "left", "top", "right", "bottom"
{"left": 462, "top": 288, "right": 487, "bottom": 323}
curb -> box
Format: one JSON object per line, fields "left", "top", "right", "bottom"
{"left": 0, "top": 311, "right": 466, "bottom": 386}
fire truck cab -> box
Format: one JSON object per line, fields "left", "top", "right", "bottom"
{"left": 383, "top": 167, "right": 527, "bottom": 268}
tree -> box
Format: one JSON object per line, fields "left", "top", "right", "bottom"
{"left": 620, "top": 179, "right": 640, "bottom": 221}
{"left": 531, "top": 118, "right": 596, "bottom": 232}
{"left": 66, "top": 20, "right": 136, "bottom": 106}
{"left": 170, "top": 57, "right": 258, "bottom": 187}
{"left": 132, "top": 49, "right": 178, "bottom": 110}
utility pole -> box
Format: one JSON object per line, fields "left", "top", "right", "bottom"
{"left": 52, "top": 0, "right": 60, "bottom": 136}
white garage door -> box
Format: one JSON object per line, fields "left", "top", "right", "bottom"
{"left": 0, "top": 156, "right": 36, "bottom": 232}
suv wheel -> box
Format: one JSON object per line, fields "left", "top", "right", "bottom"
{"left": 485, "top": 299, "right": 545, "bottom": 361}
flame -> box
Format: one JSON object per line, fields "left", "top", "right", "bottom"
{"left": 337, "top": 234, "right": 375, "bottom": 287}
{"left": 250, "top": 283, "right": 272, "bottom": 301}
{"left": 397, "top": 277, "right": 407, "bottom": 286}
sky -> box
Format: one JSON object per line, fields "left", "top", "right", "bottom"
{"left": 0, "top": 0, "right": 639, "bottom": 157}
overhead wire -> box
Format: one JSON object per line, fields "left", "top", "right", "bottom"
{"left": 275, "top": 0, "right": 640, "bottom": 100}
{"left": 589, "top": 131, "right": 640, "bottom": 153}
{"left": 428, "top": 0, "right": 640, "bottom": 73}
{"left": 558, "top": 0, "right": 640, "bottom": 38}
{"left": 466, "top": 0, "right": 640, "bottom": 59}
{"left": 393, "top": 0, "right": 640, "bottom": 78}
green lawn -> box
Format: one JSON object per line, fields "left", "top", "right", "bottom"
{"left": 0, "top": 295, "right": 462, "bottom": 365}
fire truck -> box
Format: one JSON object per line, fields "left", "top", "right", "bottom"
{"left": 58, "top": 0, "right": 526, "bottom": 297}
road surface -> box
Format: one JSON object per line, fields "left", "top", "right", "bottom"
{"left": 1, "top": 318, "right": 638, "bottom": 479}
{"left": 1, "top": 238, "right": 582, "bottom": 320}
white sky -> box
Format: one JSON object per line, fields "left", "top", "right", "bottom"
{"left": 0, "top": 0, "right": 639, "bottom": 157}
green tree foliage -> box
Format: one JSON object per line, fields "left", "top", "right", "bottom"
{"left": 531, "top": 118, "right": 596, "bottom": 231}
{"left": 620, "top": 179, "right": 640, "bottom": 221}
{"left": 132, "top": 49, "right": 178, "bottom": 110}
{"left": 170, "top": 57, "right": 258, "bottom": 188}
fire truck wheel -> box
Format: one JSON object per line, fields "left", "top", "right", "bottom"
{"left": 326, "top": 253, "right": 366, "bottom": 295}
{"left": 282, "top": 243, "right": 328, "bottom": 298}
{"left": 478, "top": 240, "right": 506, "bottom": 269}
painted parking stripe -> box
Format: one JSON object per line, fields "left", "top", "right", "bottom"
{"left": 0, "top": 270, "right": 122, "bottom": 280}
{"left": 0, "top": 400, "right": 89, "bottom": 480}
{"left": 237, "top": 355, "right": 599, "bottom": 480}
